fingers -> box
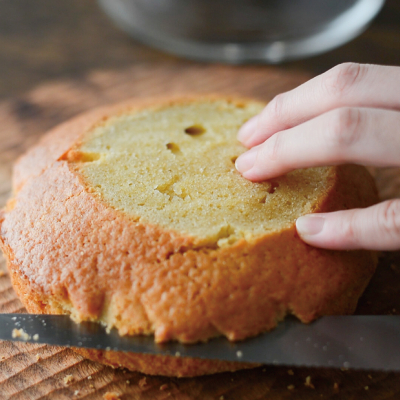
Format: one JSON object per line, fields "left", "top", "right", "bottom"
{"left": 235, "top": 107, "right": 400, "bottom": 182}
{"left": 296, "top": 200, "right": 400, "bottom": 251}
{"left": 238, "top": 63, "right": 400, "bottom": 147}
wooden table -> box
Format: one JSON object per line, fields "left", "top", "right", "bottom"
{"left": 1, "top": 1, "right": 400, "bottom": 399}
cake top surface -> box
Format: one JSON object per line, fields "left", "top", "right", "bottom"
{"left": 69, "top": 98, "right": 331, "bottom": 246}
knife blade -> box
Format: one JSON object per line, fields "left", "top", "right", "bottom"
{"left": 0, "top": 313, "right": 398, "bottom": 371}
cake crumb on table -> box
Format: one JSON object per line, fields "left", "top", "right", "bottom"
{"left": 103, "top": 393, "right": 120, "bottom": 400}
{"left": 32, "top": 333, "right": 39, "bottom": 341}
{"left": 35, "top": 354, "right": 41, "bottom": 361}
{"left": 287, "top": 369, "right": 294, "bottom": 375}
{"left": 126, "top": 380, "right": 130, "bottom": 384}
{"left": 333, "top": 382, "right": 339, "bottom": 390}
{"left": 63, "top": 375, "right": 74, "bottom": 385}
{"left": 139, "top": 377, "right": 147, "bottom": 388}
{"left": 12, "top": 328, "right": 31, "bottom": 341}
{"left": 368, "top": 374, "right": 373, "bottom": 379}
{"left": 220, "top": 396, "right": 225, "bottom": 400}
{"left": 287, "top": 385, "right": 295, "bottom": 390}
{"left": 160, "top": 384, "right": 168, "bottom": 391}
{"left": 365, "top": 386, "right": 369, "bottom": 390}
{"left": 305, "top": 376, "right": 315, "bottom": 389}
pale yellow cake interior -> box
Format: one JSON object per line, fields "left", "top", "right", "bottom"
{"left": 69, "top": 99, "right": 331, "bottom": 246}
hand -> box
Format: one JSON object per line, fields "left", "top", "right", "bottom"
{"left": 235, "top": 63, "right": 400, "bottom": 251}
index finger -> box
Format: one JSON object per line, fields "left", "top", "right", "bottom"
{"left": 238, "top": 63, "right": 400, "bottom": 147}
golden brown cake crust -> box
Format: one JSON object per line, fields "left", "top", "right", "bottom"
{"left": 0, "top": 96, "right": 379, "bottom": 376}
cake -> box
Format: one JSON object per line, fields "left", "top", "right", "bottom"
{"left": 0, "top": 96, "right": 379, "bottom": 376}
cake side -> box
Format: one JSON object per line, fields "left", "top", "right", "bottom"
{"left": 0, "top": 96, "right": 379, "bottom": 377}
{"left": 0, "top": 160, "right": 378, "bottom": 344}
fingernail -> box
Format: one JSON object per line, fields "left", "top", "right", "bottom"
{"left": 296, "top": 215, "right": 325, "bottom": 236}
{"left": 237, "top": 116, "right": 258, "bottom": 143}
{"left": 235, "top": 147, "right": 258, "bottom": 174}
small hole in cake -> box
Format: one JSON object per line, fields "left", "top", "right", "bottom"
{"left": 230, "top": 156, "right": 238, "bottom": 164}
{"left": 81, "top": 152, "right": 101, "bottom": 162}
{"left": 259, "top": 195, "right": 267, "bottom": 204}
{"left": 166, "top": 142, "right": 181, "bottom": 155}
{"left": 184, "top": 124, "right": 206, "bottom": 136}
{"left": 267, "top": 181, "right": 279, "bottom": 194}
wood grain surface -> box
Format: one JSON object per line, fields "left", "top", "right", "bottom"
{"left": 1, "top": 65, "right": 400, "bottom": 400}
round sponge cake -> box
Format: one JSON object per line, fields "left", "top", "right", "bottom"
{"left": 0, "top": 96, "right": 378, "bottom": 376}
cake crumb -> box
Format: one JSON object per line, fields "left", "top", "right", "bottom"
{"left": 74, "top": 390, "right": 79, "bottom": 396}
{"left": 160, "top": 384, "right": 168, "bottom": 391}
{"left": 33, "top": 334, "right": 39, "bottom": 341}
{"left": 35, "top": 354, "right": 41, "bottom": 361}
{"left": 305, "top": 376, "right": 315, "bottom": 389}
{"left": 64, "top": 375, "right": 74, "bottom": 385}
{"left": 87, "top": 375, "right": 92, "bottom": 380}
{"left": 287, "top": 384, "right": 295, "bottom": 390}
{"left": 139, "top": 377, "right": 147, "bottom": 388}
{"left": 12, "top": 328, "right": 31, "bottom": 341}
{"left": 219, "top": 396, "right": 225, "bottom": 400}
{"left": 103, "top": 393, "right": 120, "bottom": 400}
{"left": 175, "top": 351, "right": 181, "bottom": 357}
{"left": 287, "top": 369, "right": 294, "bottom": 376}
{"left": 0, "top": 355, "right": 5, "bottom": 360}
{"left": 89, "top": 384, "right": 94, "bottom": 389}
{"left": 236, "top": 350, "right": 243, "bottom": 358}
{"left": 364, "top": 386, "right": 369, "bottom": 390}
{"left": 368, "top": 374, "right": 373, "bottom": 380}
{"left": 126, "top": 380, "right": 130, "bottom": 384}
{"left": 333, "top": 382, "right": 339, "bottom": 390}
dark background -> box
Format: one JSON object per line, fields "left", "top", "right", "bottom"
{"left": 0, "top": 0, "right": 400, "bottom": 100}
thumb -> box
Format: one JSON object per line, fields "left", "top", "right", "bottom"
{"left": 296, "top": 200, "right": 400, "bottom": 251}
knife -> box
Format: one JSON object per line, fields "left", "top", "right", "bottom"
{"left": 0, "top": 313, "right": 399, "bottom": 371}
